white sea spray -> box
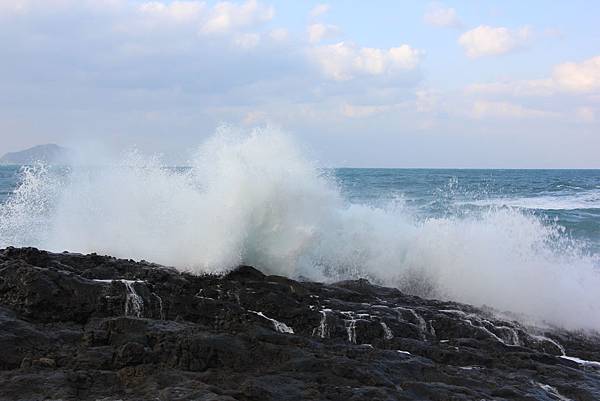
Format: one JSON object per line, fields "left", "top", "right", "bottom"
{"left": 1, "top": 126, "right": 600, "bottom": 330}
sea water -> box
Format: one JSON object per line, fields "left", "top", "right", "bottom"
{"left": 0, "top": 128, "right": 599, "bottom": 330}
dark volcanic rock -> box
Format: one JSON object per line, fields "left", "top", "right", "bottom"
{"left": 0, "top": 247, "right": 599, "bottom": 400}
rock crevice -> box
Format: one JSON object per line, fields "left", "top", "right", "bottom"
{"left": 0, "top": 247, "right": 599, "bottom": 400}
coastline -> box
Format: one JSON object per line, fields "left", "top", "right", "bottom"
{"left": 1, "top": 247, "right": 599, "bottom": 400}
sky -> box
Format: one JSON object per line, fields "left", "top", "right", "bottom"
{"left": 0, "top": 0, "right": 599, "bottom": 168}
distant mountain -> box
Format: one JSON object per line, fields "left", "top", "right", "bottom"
{"left": 0, "top": 144, "right": 71, "bottom": 165}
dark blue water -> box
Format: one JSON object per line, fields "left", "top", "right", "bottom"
{"left": 0, "top": 165, "right": 20, "bottom": 204}
{"left": 334, "top": 168, "right": 600, "bottom": 250}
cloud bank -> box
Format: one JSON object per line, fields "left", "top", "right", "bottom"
{"left": 459, "top": 25, "right": 532, "bottom": 58}
{"left": 0, "top": 1, "right": 598, "bottom": 167}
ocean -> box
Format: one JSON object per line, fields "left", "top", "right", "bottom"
{"left": 337, "top": 168, "right": 600, "bottom": 251}
{"left": 3, "top": 166, "right": 599, "bottom": 246}
{"left": 6, "top": 167, "right": 598, "bottom": 251}
{"left": 0, "top": 131, "right": 599, "bottom": 329}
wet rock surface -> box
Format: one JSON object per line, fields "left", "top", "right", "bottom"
{"left": 0, "top": 247, "right": 599, "bottom": 400}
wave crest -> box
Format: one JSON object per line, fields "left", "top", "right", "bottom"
{"left": 1, "top": 127, "right": 599, "bottom": 330}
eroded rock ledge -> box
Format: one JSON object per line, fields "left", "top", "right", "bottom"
{"left": 0, "top": 247, "right": 599, "bottom": 400}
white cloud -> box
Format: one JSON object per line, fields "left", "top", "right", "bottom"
{"left": 341, "top": 103, "right": 390, "bottom": 118}
{"left": 310, "top": 3, "right": 330, "bottom": 18}
{"left": 0, "top": 0, "right": 31, "bottom": 15}
{"left": 459, "top": 25, "right": 532, "bottom": 58}
{"left": 471, "top": 100, "right": 556, "bottom": 119}
{"left": 467, "top": 55, "right": 600, "bottom": 96}
{"left": 307, "top": 23, "right": 340, "bottom": 44}
{"left": 243, "top": 110, "right": 268, "bottom": 124}
{"left": 553, "top": 56, "right": 600, "bottom": 93}
{"left": 311, "top": 42, "right": 421, "bottom": 81}
{"left": 233, "top": 32, "right": 260, "bottom": 49}
{"left": 0, "top": 1, "right": 598, "bottom": 168}
{"left": 201, "top": 0, "right": 274, "bottom": 34}
{"left": 575, "top": 107, "right": 596, "bottom": 123}
{"left": 268, "top": 27, "right": 288, "bottom": 42}
{"left": 138, "top": 1, "right": 205, "bottom": 23}
{"left": 117, "top": 1, "right": 207, "bottom": 37}
{"left": 415, "top": 89, "right": 439, "bottom": 112}
{"left": 466, "top": 79, "right": 555, "bottom": 97}
{"left": 0, "top": 0, "right": 112, "bottom": 17}
{"left": 0, "top": 0, "right": 125, "bottom": 16}
{"left": 464, "top": 56, "right": 600, "bottom": 125}
{"left": 424, "top": 3, "right": 461, "bottom": 28}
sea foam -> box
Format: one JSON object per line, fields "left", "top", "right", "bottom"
{"left": 1, "top": 127, "right": 599, "bottom": 330}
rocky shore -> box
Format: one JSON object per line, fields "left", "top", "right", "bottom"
{"left": 0, "top": 247, "right": 599, "bottom": 400}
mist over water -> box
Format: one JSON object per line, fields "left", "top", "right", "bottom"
{"left": 1, "top": 127, "right": 600, "bottom": 330}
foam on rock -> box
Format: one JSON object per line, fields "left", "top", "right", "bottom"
{"left": 0, "top": 247, "right": 599, "bottom": 400}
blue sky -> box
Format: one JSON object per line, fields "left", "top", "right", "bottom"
{"left": 0, "top": 0, "right": 599, "bottom": 167}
